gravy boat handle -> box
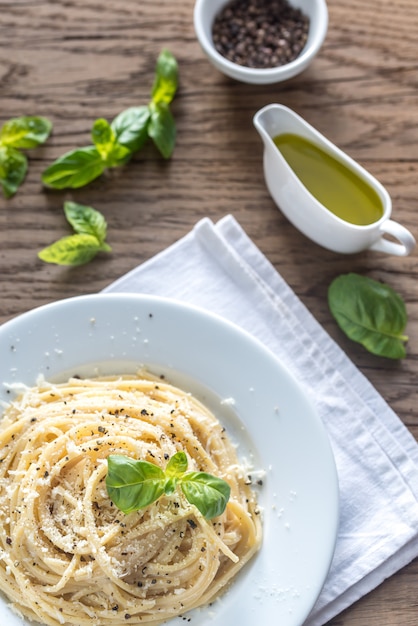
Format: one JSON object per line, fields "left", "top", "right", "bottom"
{"left": 370, "top": 219, "right": 416, "bottom": 256}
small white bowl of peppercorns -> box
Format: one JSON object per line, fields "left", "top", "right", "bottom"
{"left": 193, "top": 0, "right": 328, "bottom": 85}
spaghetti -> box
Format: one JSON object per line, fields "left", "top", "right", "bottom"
{"left": 0, "top": 373, "right": 262, "bottom": 626}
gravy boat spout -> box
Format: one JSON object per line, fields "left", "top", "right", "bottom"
{"left": 253, "top": 103, "right": 416, "bottom": 256}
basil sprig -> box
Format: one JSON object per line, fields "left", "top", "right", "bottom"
{"left": 41, "top": 49, "right": 178, "bottom": 190}
{"left": 0, "top": 116, "right": 52, "bottom": 197}
{"left": 106, "top": 451, "right": 231, "bottom": 520}
{"left": 328, "top": 273, "right": 408, "bottom": 359}
{"left": 38, "top": 201, "right": 111, "bottom": 266}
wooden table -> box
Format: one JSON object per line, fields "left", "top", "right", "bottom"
{"left": 0, "top": 1, "right": 417, "bottom": 624}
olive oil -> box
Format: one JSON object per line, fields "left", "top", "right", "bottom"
{"left": 273, "top": 133, "right": 384, "bottom": 225}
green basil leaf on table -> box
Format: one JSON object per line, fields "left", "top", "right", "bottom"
{"left": 38, "top": 234, "right": 109, "bottom": 267}
{"left": 41, "top": 50, "right": 178, "bottom": 190}
{"left": 111, "top": 106, "right": 150, "bottom": 154}
{"left": 106, "top": 455, "right": 166, "bottom": 514}
{"left": 0, "top": 116, "right": 52, "bottom": 149}
{"left": 0, "top": 115, "right": 52, "bottom": 197}
{"left": 181, "top": 472, "right": 231, "bottom": 520}
{"left": 91, "top": 118, "right": 131, "bottom": 166}
{"left": 105, "top": 143, "right": 132, "bottom": 168}
{"left": 148, "top": 102, "right": 176, "bottom": 159}
{"left": 328, "top": 273, "right": 408, "bottom": 359}
{"left": 151, "top": 48, "right": 179, "bottom": 105}
{"left": 41, "top": 146, "right": 105, "bottom": 189}
{"left": 64, "top": 201, "right": 108, "bottom": 242}
{"left": 0, "top": 147, "right": 28, "bottom": 198}
{"left": 91, "top": 118, "right": 117, "bottom": 160}
{"left": 38, "top": 202, "right": 111, "bottom": 266}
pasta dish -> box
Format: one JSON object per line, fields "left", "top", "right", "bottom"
{"left": 0, "top": 373, "right": 262, "bottom": 625}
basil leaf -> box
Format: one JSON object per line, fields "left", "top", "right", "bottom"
{"left": 90, "top": 119, "right": 130, "bottom": 167}
{"left": 106, "top": 455, "right": 166, "bottom": 514}
{"left": 106, "top": 143, "right": 132, "bottom": 167}
{"left": 38, "top": 234, "right": 110, "bottom": 266}
{"left": 39, "top": 51, "right": 178, "bottom": 191}
{"left": 0, "top": 146, "right": 28, "bottom": 198}
{"left": 151, "top": 49, "right": 178, "bottom": 105}
{"left": 105, "top": 453, "right": 231, "bottom": 519}
{"left": 165, "top": 451, "right": 188, "bottom": 478}
{"left": 0, "top": 117, "right": 51, "bottom": 197}
{"left": 328, "top": 273, "right": 408, "bottom": 359}
{"left": 38, "top": 202, "right": 111, "bottom": 266}
{"left": 181, "top": 472, "right": 230, "bottom": 520}
{"left": 0, "top": 116, "right": 52, "bottom": 149}
{"left": 111, "top": 106, "right": 150, "bottom": 154}
{"left": 91, "top": 118, "right": 117, "bottom": 160}
{"left": 42, "top": 146, "right": 105, "bottom": 189}
{"left": 148, "top": 102, "right": 176, "bottom": 159}
{"left": 64, "top": 201, "right": 108, "bottom": 243}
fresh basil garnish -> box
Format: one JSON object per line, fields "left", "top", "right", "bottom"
{"left": 106, "top": 451, "right": 231, "bottom": 520}
{"left": 42, "top": 49, "right": 178, "bottom": 190}
{"left": 0, "top": 115, "right": 52, "bottom": 197}
{"left": 181, "top": 472, "right": 231, "bottom": 520}
{"left": 38, "top": 201, "right": 111, "bottom": 266}
{"left": 328, "top": 272, "right": 408, "bottom": 359}
{"left": 165, "top": 450, "right": 189, "bottom": 477}
{"left": 106, "top": 456, "right": 166, "bottom": 515}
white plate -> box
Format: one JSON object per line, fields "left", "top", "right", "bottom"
{"left": 0, "top": 294, "right": 339, "bottom": 626}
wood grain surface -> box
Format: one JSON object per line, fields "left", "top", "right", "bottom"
{"left": 1, "top": 1, "right": 418, "bottom": 624}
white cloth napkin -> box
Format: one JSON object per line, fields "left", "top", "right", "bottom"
{"left": 104, "top": 215, "right": 418, "bottom": 625}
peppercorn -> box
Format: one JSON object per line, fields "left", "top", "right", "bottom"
{"left": 212, "top": 0, "right": 309, "bottom": 69}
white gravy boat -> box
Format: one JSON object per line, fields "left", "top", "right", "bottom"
{"left": 253, "top": 103, "right": 416, "bottom": 256}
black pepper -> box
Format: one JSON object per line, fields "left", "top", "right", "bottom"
{"left": 212, "top": 0, "right": 309, "bottom": 69}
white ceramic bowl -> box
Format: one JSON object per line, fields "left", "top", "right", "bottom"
{"left": 193, "top": 0, "right": 328, "bottom": 85}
